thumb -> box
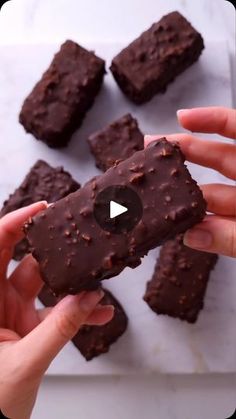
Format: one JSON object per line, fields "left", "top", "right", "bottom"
{"left": 16, "top": 289, "right": 104, "bottom": 374}
{"left": 184, "top": 215, "right": 236, "bottom": 258}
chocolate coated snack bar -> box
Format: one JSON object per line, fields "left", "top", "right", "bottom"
{"left": 110, "top": 11, "right": 204, "bottom": 104}
{"left": 19, "top": 40, "right": 106, "bottom": 147}
{"left": 38, "top": 285, "right": 128, "bottom": 360}
{"left": 143, "top": 234, "right": 218, "bottom": 323}
{"left": 0, "top": 160, "right": 80, "bottom": 260}
{"left": 25, "top": 139, "right": 206, "bottom": 295}
{"left": 88, "top": 113, "right": 143, "bottom": 171}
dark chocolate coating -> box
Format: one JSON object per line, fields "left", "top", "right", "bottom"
{"left": 88, "top": 113, "right": 143, "bottom": 171}
{"left": 0, "top": 160, "right": 80, "bottom": 260}
{"left": 143, "top": 235, "right": 218, "bottom": 323}
{"left": 110, "top": 11, "right": 204, "bottom": 104}
{"left": 25, "top": 139, "right": 206, "bottom": 295}
{"left": 38, "top": 285, "right": 128, "bottom": 361}
{"left": 19, "top": 40, "right": 106, "bottom": 148}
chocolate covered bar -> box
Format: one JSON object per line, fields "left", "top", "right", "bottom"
{"left": 0, "top": 160, "right": 80, "bottom": 260}
{"left": 110, "top": 11, "right": 204, "bottom": 104}
{"left": 19, "top": 40, "right": 106, "bottom": 147}
{"left": 144, "top": 235, "right": 218, "bottom": 323}
{"left": 25, "top": 139, "right": 206, "bottom": 295}
{"left": 38, "top": 285, "right": 128, "bottom": 360}
{"left": 88, "top": 113, "right": 143, "bottom": 171}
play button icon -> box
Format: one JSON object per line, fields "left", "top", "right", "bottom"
{"left": 94, "top": 185, "right": 143, "bottom": 234}
{"left": 110, "top": 201, "right": 128, "bottom": 219}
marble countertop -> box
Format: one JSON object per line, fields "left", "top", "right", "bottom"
{"left": 0, "top": 1, "right": 235, "bottom": 418}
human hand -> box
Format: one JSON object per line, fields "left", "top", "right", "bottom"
{"left": 145, "top": 107, "right": 236, "bottom": 258}
{"left": 0, "top": 202, "right": 114, "bottom": 419}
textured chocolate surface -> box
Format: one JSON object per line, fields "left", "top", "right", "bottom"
{"left": 0, "top": 160, "right": 80, "bottom": 260}
{"left": 38, "top": 285, "right": 128, "bottom": 360}
{"left": 19, "top": 40, "right": 106, "bottom": 148}
{"left": 110, "top": 11, "right": 204, "bottom": 104}
{"left": 88, "top": 113, "right": 143, "bottom": 171}
{"left": 144, "top": 235, "right": 218, "bottom": 323}
{"left": 25, "top": 139, "right": 206, "bottom": 295}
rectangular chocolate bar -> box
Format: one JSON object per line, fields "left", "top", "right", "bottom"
{"left": 110, "top": 11, "right": 204, "bottom": 104}
{"left": 25, "top": 139, "right": 206, "bottom": 295}
{"left": 19, "top": 40, "right": 106, "bottom": 147}
{"left": 88, "top": 113, "right": 143, "bottom": 171}
{"left": 143, "top": 234, "right": 218, "bottom": 323}
{"left": 0, "top": 160, "right": 80, "bottom": 260}
{"left": 38, "top": 285, "right": 128, "bottom": 360}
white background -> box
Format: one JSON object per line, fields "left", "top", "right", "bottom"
{"left": 0, "top": 1, "right": 236, "bottom": 418}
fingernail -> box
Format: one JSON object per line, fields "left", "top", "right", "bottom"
{"left": 79, "top": 289, "right": 104, "bottom": 312}
{"left": 144, "top": 135, "right": 165, "bottom": 148}
{"left": 99, "top": 304, "right": 115, "bottom": 313}
{"left": 37, "top": 200, "right": 48, "bottom": 207}
{"left": 144, "top": 135, "right": 154, "bottom": 146}
{"left": 144, "top": 135, "right": 154, "bottom": 141}
{"left": 184, "top": 228, "right": 213, "bottom": 249}
{"left": 177, "top": 109, "right": 188, "bottom": 118}
{"left": 144, "top": 134, "right": 163, "bottom": 142}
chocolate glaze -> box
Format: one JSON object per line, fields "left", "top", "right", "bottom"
{"left": 38, "top": 285, "right": 128, "bottom": 361}
{"left": 25, "top": 139, "right": 206, "bottom": 295}
{"left": 19, "top": 40, "right": 106, "bottom": 148}
{"left": 0, "top": 160, "right": 80, "bottom": 260}
{"left": 144, "top": 234, "right": 218, "bottom": 323}
{"left": 110, "top": 11, "right": 204, "bottom": 104}
{"left": 88, "top": 113, "right": 143, "bottom": 171}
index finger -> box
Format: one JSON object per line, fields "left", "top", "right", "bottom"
{"left": 177, "top": 107, "right": 236, "bottom": 139}
{"left": 144, "top": 134, "right": 236, "bottom": 180}
{"left": 0, "top": 201, "right": 47, "bottom": 252}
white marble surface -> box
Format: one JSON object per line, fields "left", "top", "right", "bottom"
{"left": 0, "top": 0, "right": 235, "bottom": 418}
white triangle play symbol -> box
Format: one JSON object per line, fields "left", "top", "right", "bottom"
{"left": 110, "top": 200, "right": 128, "bottom": 219}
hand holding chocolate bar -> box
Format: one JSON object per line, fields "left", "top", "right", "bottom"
{"left": 145, "top": 107, "right": 236, "bottom": 258}
{"left": 0, "top": 204, "right": 114, "bottom": 419}
{"left": 24, "top": 139, "right": 206, "bottom": 295}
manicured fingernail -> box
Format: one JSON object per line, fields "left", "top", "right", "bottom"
{"left": 177, "top": 109, "right": 188, "bottom": 118}
{"left": 79, "top": 289, "right": 104, "bottom": 312}
{"left": 144, "top": 135, "right": 154, "bottom": 141}
{"left": 98, "top": 304, "right": 114, "bottom": 313}
{"left": 144, "top": 134, "right": 163, "bottom": 141}
{"left": 184, "top": 228, "right": 213, "bottom": 249}
{"left": 36, "top": 200, "right": 48, "bottom": 208}
{"left": 107, "top": 305, "right": 115, "bottom": 313}
{"left": 28, "top": 200, "right": 47, "bottom": 208}
{"left": 144, "top": 135, "right": 164, "bottom": 147}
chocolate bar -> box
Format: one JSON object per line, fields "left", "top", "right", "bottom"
{"left": 38, "top": 285, "right": 128, "bottom": 360}
{"left": 25, "top": 139, "right": 206, "bottom": 295}
{"left": 110, "top": 11, "right": 204, "bottom": 104}
{"left": 143, "top": 234, "right": 218, "bottom": 323}
{"left": 0, "top": 160, "right": 80, "bottom": 260}
{"left": 88, "top": 113, "right": 143, "bottom": 171}
{"left": 19, "top": 40, "right": 106, "bottom": 147}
